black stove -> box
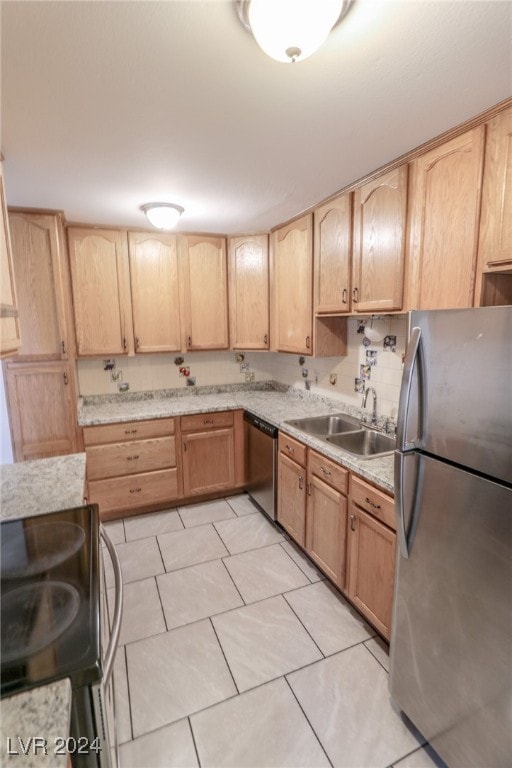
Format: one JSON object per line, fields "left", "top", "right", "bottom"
{"left": 0, "top": 505, "right": 101, "bottom": 698}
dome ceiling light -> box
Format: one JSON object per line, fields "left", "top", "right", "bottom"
{"left": 141, "top": 203, "right": 185, "bottom": 230}
{"left": 237, "top": 0, "right": 353, "bottom": 64}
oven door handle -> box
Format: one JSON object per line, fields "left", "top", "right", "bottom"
{"left": 100, "top": 524, "right": 123, "bottom": 687}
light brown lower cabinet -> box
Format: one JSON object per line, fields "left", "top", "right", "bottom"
{"left": 277, "top": 431, "right": 396, "bottom": 639}
{"left": 84, "top": 417, "right": 179, "bottom": 518}
{"left": 181, "top": 410, "right": 243, "bottom": 497}
{"left": 4, "top": 360, "right": 80, "bottom": 460}
{"left": 346, "top": 476, "right": 396, "bottom": 640}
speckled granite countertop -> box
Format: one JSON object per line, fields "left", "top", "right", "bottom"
{"left": 0, "top": 453, "right": 87, "bottom": 521}
{"left": 1, "top": 679, "right": 72, "bottom": 767}
{"left": 1, "top": 454, "right": 87, "bottom": 758}
{"left": 79, "top": 384, "right": 394, "bottom": 494}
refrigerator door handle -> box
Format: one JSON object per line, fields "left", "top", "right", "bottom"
{"left": 395, "top": 451, "right": 423, "bottom": 559}
{"left": 397, "top": 325, "right": 423, "bottom": 451}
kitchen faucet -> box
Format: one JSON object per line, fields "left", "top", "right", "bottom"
{"left": 362, "top": 386, "right": 378, "bottom": 426}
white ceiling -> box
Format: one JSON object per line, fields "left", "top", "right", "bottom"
{"left": 1, "top": 0, "right": 511, "bottom": 235}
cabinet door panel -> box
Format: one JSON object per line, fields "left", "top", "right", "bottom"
{"left": 68, "top": 228, "right": 133, "bottom": 356}
{"left": 4, "top": 362, "right": 79, "bottom": 460}
{"left": 406, "top": 127, "right": 484, "bottom": 310}
{"left": 128, "top": 232, "right": 181, "bottom": 352}
{"left": 9, "top": 212, "right": 70, "bottom": 359}
{"left": 306, "top": 475, "right": 347, "bottom": 588}
{"left": 347, "top": 505, "right": 396, "bottom": 639}
{"left": 182, "top": 428, "right": 234, "bottom": 495}
{"left": 352, "top": 166, "right": 407, "bottom": 312}
{"left": 229, "top": 235, "right": 269, "bottom": 349}
{"left": 314, "top": 195, "right": 351, "bottom": 313}
{"left": 273, "top": 215, "right": 313, "bottom": 354}
{"left": 182, "top": 236, "right": 228, "bottom": 350}
{"left": 277, "top": 453, "right": 306, "bottom": 545}
{"left": 0, "top": 164, "right": 21, "bottom": 356}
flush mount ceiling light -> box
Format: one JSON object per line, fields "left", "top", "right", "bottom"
{"left": 141, "top": 203, "right": 184, "bottom": 230}
{"left": 237, "top": 0, "right": 353, "bottom": 64}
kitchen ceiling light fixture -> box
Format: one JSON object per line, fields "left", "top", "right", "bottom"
{"left": 237, "top": 0, "right": 352, "bottom": 63}
{"left": 141, "top": 203, "right": 184, "bottom": 230}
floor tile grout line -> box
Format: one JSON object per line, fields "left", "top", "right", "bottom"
{"left": 282, "top": 675, "right": 334, "bottom": 768}
{"left": 278, "top": 540, "right": 325, "bottom": 583}
{"left": 152, "top": 571, "right": 170, "bottom": 633}
{"left": 120, "top": 644, "right": 135, "bottom": 746}
{"left": 280, "top": 592, "right": 326, "bottom": 659}
{"left": 362, "top": 637, "right": 391, "bottom": 674}
{"left": 187, "top": 715, "right": 202, "bottom": 768}
{"left": 208, "top": 617, "right": 240, "bottom": 697}
{"left": 219, "top": 556, "right": 247, "bottom": 607}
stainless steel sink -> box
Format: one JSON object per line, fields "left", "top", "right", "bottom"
{"left": 285, "top": 413, "right": 360, "bottom": 435}
{"left": 326, "top": 430, "right": 396, "bottom": 458}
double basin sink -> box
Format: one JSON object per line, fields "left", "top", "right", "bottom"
{"left": 283, "top": 413, "right": 396, "bottom": 459}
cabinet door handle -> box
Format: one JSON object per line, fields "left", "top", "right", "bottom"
{"left": 187, "top": 336, "right": 192, "bottom": 347}
{"left": 298, "top": 475, "right": 304, "bottom": 490}
{"left": 342, "top": 288, "right": 348, "bottom": 304}
{"left": 129, "top": 488, "right": 142, "bottom": 494}
{"left": 135, "top": 337, "right": 140, "bottom": 351}
{"left": 306, "top": 482, "right": 311, "bottom": 496}
{"left": 350, "top": 514, "right": 356, "bottom": 531}
{"left": 365, "top": 497, "right": 381, "bottom": 510}
{"left": 61, "top": 340, "right": 66, "bottom": 355}
{"left": 352, "top": 287, "right": 359, "bottom": 303}
{"left": 305, "top": 336, "right": 311, "bottom": 349}
{"left": 263, "top": 333, "right": 268, "bottom": 345}
{"left": 123, "top": 337, "right": 127, "bottom": 351}
{"left": 126, "top": 455, "right": 139, "bottom": 461}
{"left": 203, "top": 419, "right": 214, "bottom": 425}
{"left": 124, "top": 429, "right": 138, "bottom": 435}
{"left": 320, "top": 466, "right": 331, "bottom": 476}
{"left": 63, "top": 372, "right": 68, "bottom": 386}
{"left": 286, "top": 444, "right": 295, "bottom": 454}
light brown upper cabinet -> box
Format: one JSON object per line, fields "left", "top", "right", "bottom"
{"left": 180, "top": 235, "right": 229, "bottom": 351}
{"left": 314, "top": 193, "right": 352, "bottom": 314}
{"left": 352, "top": 165, "right": 408, "bottom": 313}
{"left": 128, "top": 232, "right": 181, "bottom": 353}
{"left": 406, "top": 127, "right": 485, "bottom": 310}
{"left": 272, "top": 214, "right": 313, "bottom": 355}
{"left": 475, "top": 106, "right": 512, "bottom": 306}
{"left": 0, "top": 163, "right": 21, "bottom": 358}
{"left": 8, "top": 211, "right": 75, "bottom": 360}
{"left": 68, "top": 228, "right": 134, "bottom": 356}
{"left": 228, "top": 234, "right": 269, "bottom": 349}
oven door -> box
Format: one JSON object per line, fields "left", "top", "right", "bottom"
{"left": 70, "top": 525, "right": 123, "bottom": 768}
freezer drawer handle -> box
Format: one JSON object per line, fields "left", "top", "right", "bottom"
{"left": 365, "top": 496, "right": 380, "bottom": 510}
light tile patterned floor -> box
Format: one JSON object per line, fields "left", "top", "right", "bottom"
{"left": 105, "top": 495, "right": 440, "bottom": 768}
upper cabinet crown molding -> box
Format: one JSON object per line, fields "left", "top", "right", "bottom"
{"left": 228, "top": 234, "right": 269, "bottom": 350}
{"left": 68, "top": 227, "right": 134, "bottom": 357}
{"left": 405, "top": 126, "right": 485, "bottom": 310}
{"left": 128, "top": 231, "right": 182, "bottom": 353}
{"left": 352, "top": 165, "right": 408, "bottom": 313}
{"left": 180, "top": 234, "right": 229, "bottom": 351}
{"left": 0, "top": 162, "right": 21, "bottom": 358}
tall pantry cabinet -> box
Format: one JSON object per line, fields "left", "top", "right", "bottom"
{"left": 4, "top": 210, "right": 80, "bottom": 460}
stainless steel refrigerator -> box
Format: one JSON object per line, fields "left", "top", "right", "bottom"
{"left": 389, "top": 306, "right": 512, "bottom": 768}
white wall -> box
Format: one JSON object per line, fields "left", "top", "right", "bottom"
{"left": 77, "top": 315, "right": 406, "bottom": 418}
{"left": 0, "top": 365, "right": 14, "bottom": 463}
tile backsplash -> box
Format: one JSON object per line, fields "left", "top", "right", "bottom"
{"left": 77, "top": 315, "right": 407, "bottom": 418}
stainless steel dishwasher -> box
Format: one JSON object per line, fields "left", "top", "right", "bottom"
{"left": 243, "top": 411, "right": 278, "bottom": 521}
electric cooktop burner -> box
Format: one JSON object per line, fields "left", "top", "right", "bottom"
{"left": 0, "top": 505, "right": 101, "bottom": 697}
{"left": 1, "top": 581, "right": 80, "bottom": 663}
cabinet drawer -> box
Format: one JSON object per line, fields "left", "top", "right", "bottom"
{"left": 83, "top": 418, "right": 175, "bottom": 446}
{"left": 86, "top": 436, "right": 176, "bottom": 480}
{"left": 351, "top": 475, "right": 395, "bottom": 530}
{"left": 308, "top": 450, "right": 348, "bottom": 495}
{"left": 278, "top": 432, "right": 307, "bottom": 466}
{"left": 180, "top": 411, "right": 234, "bottom": 432}
{"left": 88, "top": 468, "right": 178, "bottom": 514}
